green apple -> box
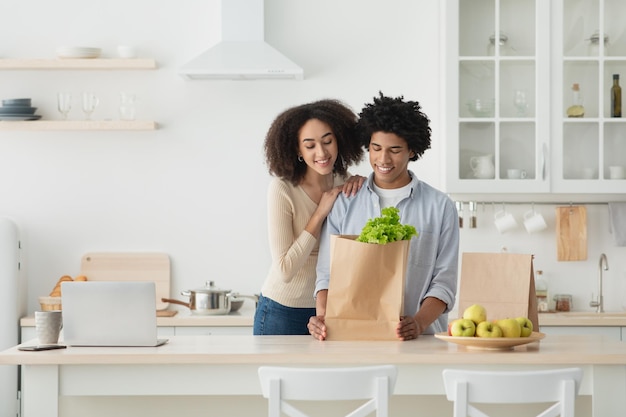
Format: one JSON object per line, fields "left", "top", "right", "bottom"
{"left": 462, "top": 304, "right": 487, "bottom": 325}
{"left": 496, "top": 318, "right": 522, "bottom": 338}
{"left": 449, "top": 318, "right": 476, "bottom": 337}
{"left": 515, "top": 317, "right": 533, "bottom": 337}
{"left": 475, "top": 321, "right": 503, "bottom": 338}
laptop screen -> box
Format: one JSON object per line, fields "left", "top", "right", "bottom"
{"left": 61, "top": 281, "right": 167, "bottom": 347}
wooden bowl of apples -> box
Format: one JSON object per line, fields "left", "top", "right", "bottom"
{"left": 435, "top": 303, "right": 545, "bottom": 350}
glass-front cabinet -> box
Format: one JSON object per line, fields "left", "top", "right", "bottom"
{"left": 442, "top": 0, "right": 626, "bottom": 194}
{"left": 553, "top": 0, "right": 626, "bottom": 192}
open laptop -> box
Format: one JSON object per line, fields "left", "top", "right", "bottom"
{"left": 61, "top": 281, "right": 168, "bottom": 347}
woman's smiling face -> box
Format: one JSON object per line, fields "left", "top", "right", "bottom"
{"left": 368, "top": 131, "right": 413, "bottom": 189}
{"left": 298, "top": 118, "right": 338, "bottom": 177}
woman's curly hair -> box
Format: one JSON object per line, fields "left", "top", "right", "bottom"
{"left": 356, "top": 92, "right": 431, "bottom": 161}
{"left": 264, "top": 99, "right": 363, "bottom": 185}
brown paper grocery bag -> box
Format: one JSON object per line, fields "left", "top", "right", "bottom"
{"left": 458, "top": 253, "right": 539, "bottom": 331}
{"left": 325, "top": 235, "right": 409, "bottom": 340}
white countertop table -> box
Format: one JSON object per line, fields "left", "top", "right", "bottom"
{"left": 20, "top": 309, "right": 626, "bottom": 328}
{"left": 1, "top": 334, "right": 625, "bottom": 417}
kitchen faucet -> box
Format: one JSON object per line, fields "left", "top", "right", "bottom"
{"left": 589, "top": 253, "right": 609, "bottom": 313}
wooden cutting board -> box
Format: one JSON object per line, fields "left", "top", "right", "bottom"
{"left": 556, "top": 206, "right": 587, "bottom": 261}
{"left": 80, "top": 252, "right": 171, "bottom": 310}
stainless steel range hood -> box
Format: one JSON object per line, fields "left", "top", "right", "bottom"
{"left": 180, "top": 0, "right": 304, "bottom": 80}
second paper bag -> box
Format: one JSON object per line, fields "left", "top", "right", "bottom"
{"left": 324, "top": 235, "right": 409, "bottom": 340}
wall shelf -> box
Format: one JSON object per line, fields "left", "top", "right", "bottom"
{"left": 0, "top": 120, "right": 158, "bottom": 131}
{"left": 0, "top": 58, "right": 157, "bottom": 70}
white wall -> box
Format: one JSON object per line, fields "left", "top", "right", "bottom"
{"left": 453, "top": 202, "right": 626, "bottom": 317}
{"left": 0, "top": 0, "right": 443, "bottom": 312}
{"left": 0, "top": 0, "right": 624, "bottom": 316}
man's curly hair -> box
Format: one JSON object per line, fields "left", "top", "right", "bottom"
{"left": 264, "top": 99, "right": 363, "bottom": 185}
{"left": 356, "top": 92, "right": 431, "bottom": 161}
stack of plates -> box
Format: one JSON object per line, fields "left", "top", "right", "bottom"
{"left": 0, "top": 98, "right": 41, "bottom": 121}
{"left": 56, "top": 46, "right": 101, "bottom": 59}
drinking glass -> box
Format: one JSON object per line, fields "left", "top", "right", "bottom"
{"left": 513, "top": 90, "right": 528, "bottom": 116}
{"left": 119, "top": 92, "right": 136, "bottom": 121}
{"left": 57, "top": 92, "right": 72, "bottom": 120}
{"left": 82, "top": 92, "right": 99, "bottom": 120}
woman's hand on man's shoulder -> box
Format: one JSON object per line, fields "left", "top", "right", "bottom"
{"left": 341, "top": 175, "right": 365, "bottom": 197}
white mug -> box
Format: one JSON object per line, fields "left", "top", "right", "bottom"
{"left": 523, "top": 209, "right": 547, "bottom": 233}
{"left": 494, "top": 210, "right": 518, "bottom": 233}
{"left": 117, "top": 45, "right": 138, "bottom": 59}
{"left": 35, "top": 311, "right": 63, "bottom": 345}
{"left": 507, "top": 168, "right": 527, "bottom": 179}
{"left": 609, "top": 166, "right": 625, "bottom": 180}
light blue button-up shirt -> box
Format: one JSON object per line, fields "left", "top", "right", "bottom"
{"left": 315, "top": 171, "right": 459, "bottom": 334}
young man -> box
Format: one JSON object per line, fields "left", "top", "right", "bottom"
{"left": 308, "top": 92, "right": 459, "bottom": 341}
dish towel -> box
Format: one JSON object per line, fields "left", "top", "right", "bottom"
{"left": 608, "top": 202, "right": 626, "bottom": 246}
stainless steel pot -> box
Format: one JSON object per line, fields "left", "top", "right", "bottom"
{"left": 162, "top": 281, "right": 258, "bottom": 315}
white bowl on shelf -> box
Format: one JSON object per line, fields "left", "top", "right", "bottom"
{"left": 56, "top": 46, "right": 101, "bottom": 59}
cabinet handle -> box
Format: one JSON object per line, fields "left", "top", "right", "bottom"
{"left": 541, "top": 143, "right": 549, "bottom": 180}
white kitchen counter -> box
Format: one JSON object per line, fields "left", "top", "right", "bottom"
{"left": 1, "top": 334, "right": 625, "bottom": 417}
{"left": 22, "top": 309, "right": 626, "bottom": 328}
{"left": 20, "top": 305, "right": 255, "bottom": 328}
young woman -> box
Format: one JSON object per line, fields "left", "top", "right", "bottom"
{"left": 254, "top": 99, "right": 364, "bottom": 335}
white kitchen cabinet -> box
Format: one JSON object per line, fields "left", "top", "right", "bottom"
{"left": 174, "top": 326, "right": 252, "bottom": 336}
{"left": 551, "top": 0, "right": 626, "bottom": 192}
{"left": 20, "top": 326, "right": 34, "bottom": 343}
{"left": 540, "top": 325, "right": 622, "bottom": 340}
{"left": 20, "top": 326, "right": 176, "bottom": 342}
{"left": 20, "top": 323, "right": 250, "bottom": 342}
{"left": 442, "top": 0, "right": 626, "bottom": 194}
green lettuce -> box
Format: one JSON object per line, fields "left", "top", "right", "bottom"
{"left": 356, "top": 207, "right": 418, "bottom": 244}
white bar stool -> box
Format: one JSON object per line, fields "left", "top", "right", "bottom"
{"left": 442, "top": 367, "right": 583, "bottom": 417}
{"left": 258, "top": 364, "right": 398, "bottom": 417}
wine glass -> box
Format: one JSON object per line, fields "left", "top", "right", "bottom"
{"left": 57, "top": 92, "right": 72, "bottom": 120}
{"left": 82, "top": 92, "right": 99, "bottom": 120}
{"left": 513, "top": 90, "right": 529, "bottom": 117}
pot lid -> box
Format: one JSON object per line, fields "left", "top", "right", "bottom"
{"left": 189, "top": 281, "right": 231, "bottom": 294}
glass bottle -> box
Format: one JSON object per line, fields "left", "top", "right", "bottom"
{"left": 566, "top": 83, "right": 585, "bottom": 118}
{"left": 535, "top": 270, "right": 548, "bottom": 312}
{"left": 455, "top": 201, "right": 464, "bottom": 228}
{"left": 611, "top": 74, "right": 622, "bottom": 118}
{"left": 468, "top": 201, "right": 477, "bottom": 229}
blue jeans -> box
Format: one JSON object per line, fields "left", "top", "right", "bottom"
{"left": 253, "top": 294, "right": 315, "bottom": 335}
